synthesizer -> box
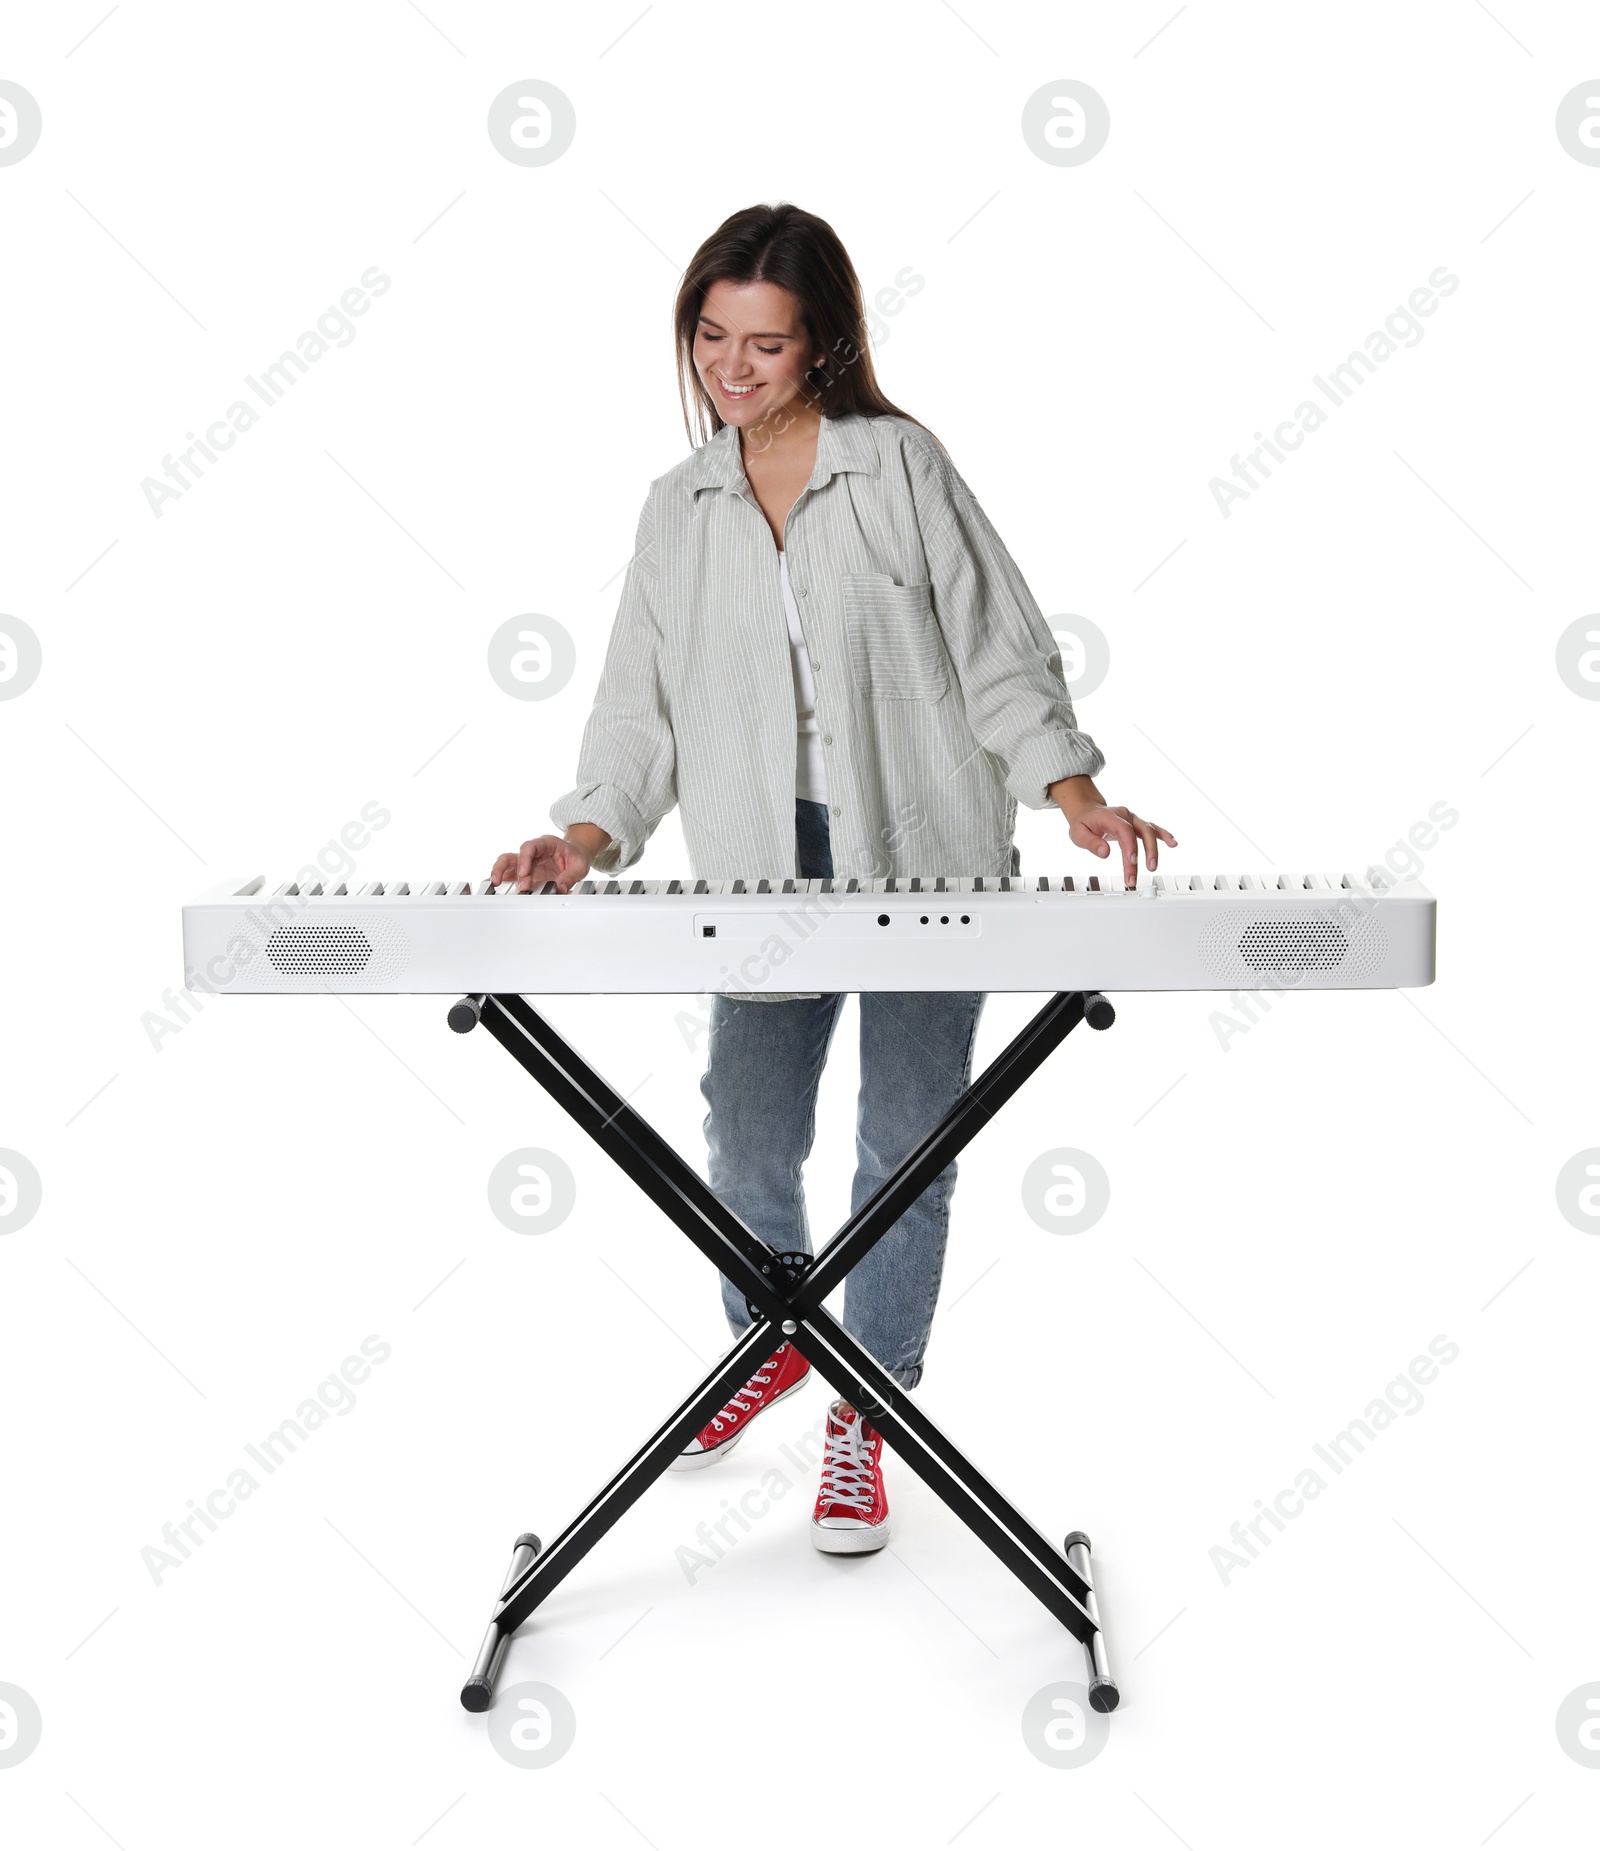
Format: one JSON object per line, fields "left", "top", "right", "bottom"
{"left": 182, "top": 870, "right": 1435, "bottom": 995}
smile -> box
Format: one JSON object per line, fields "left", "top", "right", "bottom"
{"left": 716, "top": 377, "right": 760, "bottom": 399}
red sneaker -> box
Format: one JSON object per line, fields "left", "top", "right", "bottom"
{"left": 670, "top": 1341, "right": 811, "bottom": 1470}
{"left": 810, "top": 1398, "right": 890, "bottom": 1553}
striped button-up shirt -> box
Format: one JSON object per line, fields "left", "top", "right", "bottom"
{"left": 551, "top": 411, "right": 1105, "bottom": 887}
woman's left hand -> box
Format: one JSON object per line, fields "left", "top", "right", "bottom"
{"left": 1047, "top": 776, "right": 1176, "bottom": 886}
{"left": 1068, "top": 804, "right": 1177, "bottom": 885}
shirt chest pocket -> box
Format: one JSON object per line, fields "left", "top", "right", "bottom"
{"left": 842, "top": 573, "right": 950, "bottom": 702}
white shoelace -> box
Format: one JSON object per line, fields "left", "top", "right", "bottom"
{"left": 817, "top": 1405, "right": 878, "bottom": 1513}
{"left": 708, "top": 1359, "right": 777, "bottom": 1433}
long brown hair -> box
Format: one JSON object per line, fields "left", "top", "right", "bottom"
{"left": 674, "top": 202, "right": 941, "bottom": 450}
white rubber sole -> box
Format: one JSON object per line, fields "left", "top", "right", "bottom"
{"left": 668, "top": 1370, "right": 810, "bottom": 1471}
{"left": 810, "top": 1517, "right": 891, "bottom": 1554}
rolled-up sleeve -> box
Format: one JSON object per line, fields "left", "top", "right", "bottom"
{"left": 549, "top": 490, "right": 677, "bottom": 871}
{"left": 912, "top": 447, "right": 1105, "bottom": 808}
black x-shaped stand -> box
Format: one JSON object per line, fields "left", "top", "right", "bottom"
{"left": 448, "top": 987, "right": 1120, "bottom": 1714}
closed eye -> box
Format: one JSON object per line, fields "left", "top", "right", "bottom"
{"left": 699, "top": 331, "right": 786, "bottom": 354}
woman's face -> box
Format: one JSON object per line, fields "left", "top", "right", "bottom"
{"left": 692, "top": 277, "right": 824, "bottom": 434}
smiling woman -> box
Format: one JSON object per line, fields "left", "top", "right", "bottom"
{"left": 490, "top": 199, "right": 1174, "bottom": 1555}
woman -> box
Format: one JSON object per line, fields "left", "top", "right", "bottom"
{"left": 492, "top": 202, "right": 1174, "bottom": 1556}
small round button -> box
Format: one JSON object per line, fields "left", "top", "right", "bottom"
{"left": 823, "top": 733, "right": 833, "bottom": 745}
{"left": 830, "top": 805, "right": 841, "bottom": 816}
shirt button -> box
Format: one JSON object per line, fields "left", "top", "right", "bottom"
{"left": 830, "top": 805, "right": 842, "bottom": 817}
{"left": 799, "top": 588, "right": 810, "bottom": 598}
{"left": 823, "top": 733, "right": 833, "bottom": 745}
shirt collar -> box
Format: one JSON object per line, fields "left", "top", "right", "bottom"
{"left": 686, "top": 411, "right": 880, "bottom": 500}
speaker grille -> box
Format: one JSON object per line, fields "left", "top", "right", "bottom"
{"left": 1236, "top": 917, "right": 1346, "bottom": 970}
{"left": 268, "top": 923, "right": 373, "bottom": 973}
{"left": 262, "top": 918, "right": 409, "bottom": 985}
{"left": 1199, "top": 907, "right": 1386, "bottom": 983}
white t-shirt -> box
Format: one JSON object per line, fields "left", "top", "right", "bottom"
{"left": 778, "top": 549, "right": 828, "bottom": 803}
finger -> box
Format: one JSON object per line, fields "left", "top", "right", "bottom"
{"left": 490, "top": 853, "right": 514, "bottom": 883}
{"left": 1136, "top": 819, "right": 1159, "bottom": 871}
{"left": 1104, "top": 817, "right": 1137, "bottom": 884}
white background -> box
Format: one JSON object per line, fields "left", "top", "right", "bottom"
{"left": 2, "top": 1, "right": 1597, "bottom": 1843}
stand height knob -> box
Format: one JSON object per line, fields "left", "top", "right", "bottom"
{"left": 449, "top": 995, "right": 487, "bottom": 1034}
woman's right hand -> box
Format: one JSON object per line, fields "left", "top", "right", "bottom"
{"left": 490, "top": 834, "right": 595, "bottom": 894}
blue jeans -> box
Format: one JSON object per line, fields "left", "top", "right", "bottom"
{"left": 699, "top": 799, "right": 986, "bottom": 1389}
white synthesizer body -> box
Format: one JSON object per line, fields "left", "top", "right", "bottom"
{"left": 182, "top": 871, "right": 1435, "bottom": 995}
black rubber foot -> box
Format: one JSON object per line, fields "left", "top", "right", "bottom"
{"left": 1083, "top": 994, "right": 1115, "bottom": 1031}
{"left": 460, "top": 1676, "right": 493, "bottom": 1713}
{"left": 1089, "top": 1676, "right": 1119, "bottom": 1713}
{"left": 448, "top": 996, "right": 484, "bottom": 1034}
{"left": 514, "top": 1533, "right": 540, "bottom": 1553}
{"left": 1063, "top": 1530, "right": 1091, "bottom": 1553}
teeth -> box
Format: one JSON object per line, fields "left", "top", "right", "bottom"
{"left": 719, "top": 379, "right": 757, "bottom": 395}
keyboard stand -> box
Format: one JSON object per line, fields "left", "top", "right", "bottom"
{"left": 448, "top": 987, "right": 1120, "bottom": 1715}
